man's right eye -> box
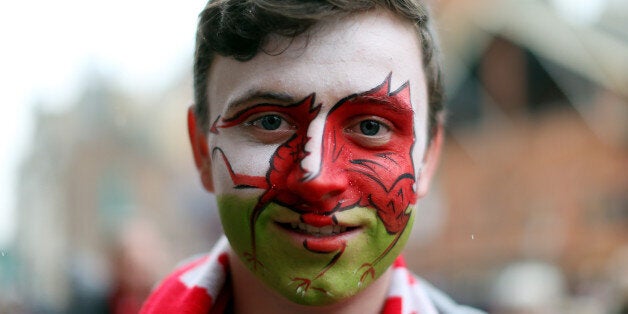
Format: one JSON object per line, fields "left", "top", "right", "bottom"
{"left": 243, "top": 113, "right": 295, "bottom": 144}
{"left": 252, "top": 115, "right": 284, "bottom": 130}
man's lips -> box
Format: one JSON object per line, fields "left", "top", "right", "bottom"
{"left": 301, "top": 213, "right": 336, "bottom": 227}
{"left": 275, "top": 221, "right": 358, "bottom": 253}
{"left": 281, "top": 211, "right": 358, "bottom": 232}
{"left": 303, "top": 237, "right": 346, "bottom": 254}
{"left": 269, "top": 206, "right": 372, "bottom": 253}
{"left": 276, "top": 221, "right": 359, "bottom": 237}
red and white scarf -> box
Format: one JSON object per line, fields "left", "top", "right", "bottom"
{"left": 140, "top": 236, "right": 481, "bottom": 314}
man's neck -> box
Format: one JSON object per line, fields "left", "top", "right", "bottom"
{"left": 228, "top": 250, "right": 392, "bottom": 314}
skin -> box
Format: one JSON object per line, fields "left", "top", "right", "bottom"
{"left": 188, "top": 8, "right": 443, "bottom": 314}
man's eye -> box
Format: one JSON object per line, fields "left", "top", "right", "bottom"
{"left": 359, "top": 120, "right": 382, "bottom": 136}
{"left": 243, "top": 114, "right": 295, "bottom": 144}
{"left": 256, "top": 115, "right": 283, "bottom": 130}
{"left": 346, "top": 118, "right": 392, "bottom": 148}
{"left": 249, "top": 114, "right": 288, "bottom": 131}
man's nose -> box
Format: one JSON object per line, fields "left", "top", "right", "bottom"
{"left": 287, "top": 165, "right": 347, "bottom": 204}
{"left": 287, "top": 118, "right": 348, "bottom": 206}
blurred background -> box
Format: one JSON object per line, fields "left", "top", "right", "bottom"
{"left": 0, "top": 0, "right": 626, "bottom": 313}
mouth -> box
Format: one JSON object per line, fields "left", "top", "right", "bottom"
{"left": 275, "top": 221, "right": 360, "bottom": 253}
{"left": 276, "top": 221, "right": 359, "bottom": 237}
{"left": 268, "top": 206, "right": 372, "bottom": 253}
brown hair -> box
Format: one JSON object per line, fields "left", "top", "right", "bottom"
{"left": 194, "top": 0, "right": 443, "bottom": 139}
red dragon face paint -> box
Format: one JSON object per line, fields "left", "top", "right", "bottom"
{"left": 211, "top": 74, "right": 419, "bottom": 304}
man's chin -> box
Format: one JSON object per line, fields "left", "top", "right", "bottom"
{"left": 256, "top": 267, "right": 367, "bottom": 306}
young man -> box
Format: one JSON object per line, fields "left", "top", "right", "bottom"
{"left": 141, "top": 1, "right": 484, "bottom": 313}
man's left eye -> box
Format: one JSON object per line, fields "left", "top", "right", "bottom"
{"left": 359, "top": 120, "right": 382, "bottom": 136}
{"left": 346, "top": 118, "right": 392, "bottom": 147}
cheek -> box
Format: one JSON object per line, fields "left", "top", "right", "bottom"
{"left": 210, "top": 131, "right": 278, "bottom": 193}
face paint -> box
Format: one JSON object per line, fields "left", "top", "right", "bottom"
{"left": 211, "top": 74, "right": 417, "bottom": 304}
{"left": 204, "top": 9, "right": 430, "bottom": 306}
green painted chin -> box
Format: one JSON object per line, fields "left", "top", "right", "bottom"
{"left": 217, "top": 194, "right": 415, "bottom": 305}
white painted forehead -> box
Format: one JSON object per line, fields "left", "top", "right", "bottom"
{"left": 208, "top": 9, "right": 426, "bottom": 117}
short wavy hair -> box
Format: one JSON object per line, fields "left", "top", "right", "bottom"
{"left": 194, "top": 0, "right": 443, "bottom": 139}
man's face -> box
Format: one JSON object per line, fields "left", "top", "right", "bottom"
{"left": 200, "top": 9, "right": 435, "bottom": 305}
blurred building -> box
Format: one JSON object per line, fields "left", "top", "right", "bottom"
{"left": 14, "top": 72, "right": 221, "bottom": 313}
{"left": 406, "top": 0, "right": 628, "bottom": 311}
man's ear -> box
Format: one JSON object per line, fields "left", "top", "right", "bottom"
{"left": 417, "top": 123, "right": 444, "bottom": 198}
{"left": 188, "top": 106, "right": 214, "bottom": 192}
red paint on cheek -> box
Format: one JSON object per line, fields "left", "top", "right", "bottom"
{"left": 214, "top": 75, "right": 416, "bottom": 239}
{"left": 322, "top": 77, "right": 417, "bottom": 234}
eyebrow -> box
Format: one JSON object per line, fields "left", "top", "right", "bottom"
{"left": 225, "top": 90, "right": 298, "bottom": 116}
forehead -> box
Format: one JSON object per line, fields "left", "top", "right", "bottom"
{"left": 207, "top": 9, "right": 427, "bottom": 116}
